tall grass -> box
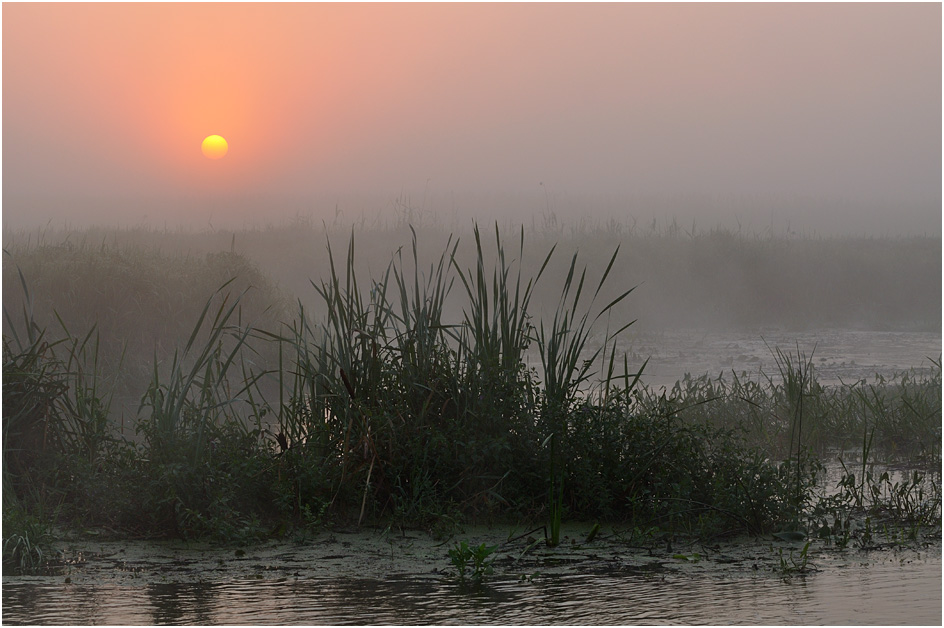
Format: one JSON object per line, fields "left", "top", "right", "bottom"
{"left": 3, "top": 269, "right": 115, "bottom": 504}
{"left": 2, "top": 268, "right": 119, "bottom": 568}
{"left": 2, "top": 240, "right": 288, "bottom": 425}
{"left": 256, "top": 224, "right": 552, "bottom": 524}
{"left": 2, "top": 222, "right": 939, "bottom": 552}
{"left": 534, "top": 244, "right": 634, "bottom": 545}
{"left": 137, "top": 280, "right": 257, "bottom": 465}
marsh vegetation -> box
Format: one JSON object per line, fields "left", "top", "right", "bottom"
{"left": 3, "top": 219, "right": 940, "bottom": 575}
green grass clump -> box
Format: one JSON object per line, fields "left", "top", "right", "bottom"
{"left": 633, "top": 351, "right": 942, "bottom": 463}
{"left": 2, "top": 505, "right": 53, "bottom": 575}
{"left": 449, "top": 540, "right": 497, "bottom": 583}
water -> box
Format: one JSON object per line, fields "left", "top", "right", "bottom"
{"left": 3, "top": 549, "right": 940, "bottom": 624}
{"left": 620, "top": 329, "right": 941, "bottom": 389}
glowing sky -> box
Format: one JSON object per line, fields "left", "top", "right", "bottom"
{"left": 3, "top": 3, "right": 941, "bottom": 233}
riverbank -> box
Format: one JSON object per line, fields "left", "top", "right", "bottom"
{"left": 9, "top": 520, "right": 941, "bottom": 586}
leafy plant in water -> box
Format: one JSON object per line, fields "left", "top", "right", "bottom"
{"left": 775, "top": 540, "right": 813, "bottom": 577}
{"left": 3, "top": 532, "right": 46, "bottom": 575}
{"left": 885, "top": 470, "right": 941, "bottom": 529}
{"left": 2, "top": 506, "right": 53, "bottom": 575}
{"left": 812, "top": 419, "right": 941, "bottom": 548}
{"left": 448, "top": 540, "right": 497, "bottom": 583}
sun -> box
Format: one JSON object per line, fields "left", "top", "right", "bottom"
{"left": 201, "top": 135, "right": 229, "bottom": 159}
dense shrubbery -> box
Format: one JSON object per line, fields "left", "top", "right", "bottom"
{"left": 3, "top": 223, "right": 940, "bottom": 573}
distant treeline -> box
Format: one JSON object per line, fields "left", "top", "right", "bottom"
{"left": 5, "top": 218, "right": 939, "bottom": 335}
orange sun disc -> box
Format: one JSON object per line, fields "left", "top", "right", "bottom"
{"left": 201, "top": 135, "right": 229, "bottom": 159}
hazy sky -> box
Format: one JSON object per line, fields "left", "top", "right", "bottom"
{"left": 3, "top": 3, "right": 941, "bottom": 234}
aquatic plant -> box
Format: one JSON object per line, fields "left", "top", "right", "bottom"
{"left": 765, "top": 343, "right": 823, "bottom": 526}
{"left": 774, "top": 540, "right": 814, "bottom": 577}
{"left": 2, "top": 519, "right": 49, "bottom": 574}
{"left": 535, "top": 242, "right": 634, "bottom": 545}
{"left": 448, "top": 540, "right": 497, "bottom": 583}
{"left": 2, "top": 482, "right": 54, "bottom": 575}
{"left": 809, "top": 419, "right": 941, "bottom": 549}
{"left": 631, "top": 355, "right": 941, "bottom": 464}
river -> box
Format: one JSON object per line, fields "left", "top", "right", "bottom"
{"left": 4, "top": 565, "right": 942, "bottom": 625}
{"left": 618, "top": 328, "right": 940, "bottom": 389}
{"left": 2, "top": 528, "right": 940, "bottom": 625}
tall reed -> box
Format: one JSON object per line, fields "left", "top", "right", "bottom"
{"left": 533, "top": 244, "right": 635, "bottom": 545}
{"left": 138, "top": 280, "right": 257, "bottom": 464}
{"left": 3, "top": 268, "right": 116, "bottom": 502}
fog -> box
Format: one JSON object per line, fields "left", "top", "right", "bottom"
{"left": 3, "top": 3, "right": 941, "bottom": 236}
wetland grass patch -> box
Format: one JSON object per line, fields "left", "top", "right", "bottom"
{"left": 2, "top": 222, "right": 940, "bottom": 573}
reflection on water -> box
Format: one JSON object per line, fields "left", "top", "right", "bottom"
{"left": 4, "top": 552, "right": 940, "bottom": 625}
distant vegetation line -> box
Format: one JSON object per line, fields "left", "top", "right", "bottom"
{"left": 4, "top": 217, "right": 940, "bottom": 334}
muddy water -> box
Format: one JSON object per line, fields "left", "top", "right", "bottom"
{"left": 3, "top": 529, "right": 941, "bottom": 625}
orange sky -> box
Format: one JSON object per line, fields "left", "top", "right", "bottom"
{"left": 2, "top": 3, "right": 941, "bottom": 233}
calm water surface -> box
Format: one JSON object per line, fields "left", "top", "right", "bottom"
{"left": 3, "top": 549, "right": 940, "bottom": 625}
{"left": 622, "top": 329, "right": 941, "bottom": 389}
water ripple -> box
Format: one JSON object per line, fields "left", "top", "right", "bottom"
{"left": 4, "top": 554, "right": 940, "bottom": 625}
